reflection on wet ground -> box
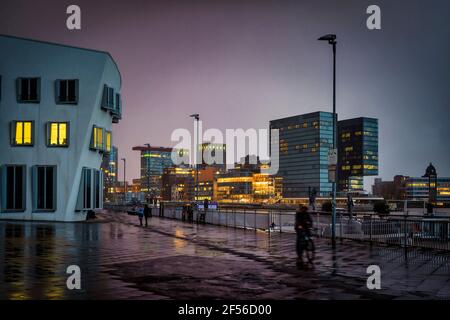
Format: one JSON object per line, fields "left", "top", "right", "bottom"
{"left": 0, "top": 212, "right": 449, "bottom": 299}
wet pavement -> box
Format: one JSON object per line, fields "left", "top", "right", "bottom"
{"left": 0, "top": 211, "right": 449, "bottom": 300}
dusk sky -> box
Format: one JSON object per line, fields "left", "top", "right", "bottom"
{"left": 1, "top": 0, "right": 449, "bottom": 189}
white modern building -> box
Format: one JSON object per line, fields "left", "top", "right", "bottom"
{"left": 0, "top": 35, "right": 122, "bottom": 221}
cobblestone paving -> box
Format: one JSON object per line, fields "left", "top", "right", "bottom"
{"left": 0, "top": 211, "right": 449, "bottom": 299}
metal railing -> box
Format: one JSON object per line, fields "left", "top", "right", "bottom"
{"left": 106, "top": 204, "right": 450, "bottom": 251}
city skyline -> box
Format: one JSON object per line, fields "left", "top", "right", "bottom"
{"left": 2, "top": 0, "right": 450, "bottom": 190}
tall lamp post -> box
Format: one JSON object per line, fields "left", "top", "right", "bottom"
{"left": 121, "top": 158, "right": 126, "bottom": 205}
{"left": 318, "top": 33, "right": 337, "bottom": 249}
{"left": 190, "top": 114, "right": 200, "bottom": 202}
{"left": 144, "top": 143, "right": 151, "bottom": 204}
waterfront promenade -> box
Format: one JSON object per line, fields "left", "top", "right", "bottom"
{"left": 0, "top": 211, "right": 449, "bottom": 299}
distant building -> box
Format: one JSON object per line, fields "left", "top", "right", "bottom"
{"left": 372, "top": 175, "right": 408, "bottom": 200}
{"left": 0, "top": 35, "right": 122, "bottom": 221}
{"left": 337, "top": 117, "right": 378, "bottom": 192}
{"left": 101, "top": 146, "right": 119, "bottom": 203}
{"left": 196, "top": 166, "right": 217, "bottom": 201}
{"left": 199, "top": 142, "right": 226, "bottom": 170}
{"left": 405, "top": 177, "right": 450, "bottom": 205}
{"left": 270, "top": 111, "right": 334, "bottom": 198}
{"left": 161, "top": 166, "right": 194, "bottom": 201}
{"left": 215, "top": 156, "right": 282, "bottom": 203}
{"left": 133, "top": 145, "right": 187, "bottom": 199}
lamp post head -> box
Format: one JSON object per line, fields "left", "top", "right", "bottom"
{"left": 190, "top": 113, "right": 200, "bottom": 120}
{"left": 318, "top": 34, "right": 337, "bottom": 44}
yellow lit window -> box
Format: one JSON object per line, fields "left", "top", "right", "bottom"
{"left": 105, "top": 131, "right": 112, "bottom": 152}
{"left": 13, "top": 121, "right": 33, "bottom": 145}
{"left": 91, "top": 126, "right": 104, "bottom": 150}
{"left": 48, "top": 122, "right": 69, "bottom": 146}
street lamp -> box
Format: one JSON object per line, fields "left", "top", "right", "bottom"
{"left": 121, "top": 158, "right": 126, "bottom": 205}
{"left": 318, "top": 33, "right": 337, "bottom": 249}
{"left": 190, "top": 114, "right": 200, "bottom": 202}
{"left": 144, "top": 143, "right": 151, "bottom": 204}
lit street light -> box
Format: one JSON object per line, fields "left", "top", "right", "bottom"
{"left": 318, "top": 33, "right": 337, "bottom": 249}
{"left": 190, "top": 113, "right": 200, "bottom": 202}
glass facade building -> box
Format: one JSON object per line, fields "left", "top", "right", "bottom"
{"left": 270, "top": 112, "right": 334, "bottom": 198}
{"left": 337, "top": 117, "right": 378, "bottom": 192}
{"left": 133, "top": 145, "right": 175, "bottom": 198}
{"left": 101, "top": 146, "right": 118, "bottom": 203}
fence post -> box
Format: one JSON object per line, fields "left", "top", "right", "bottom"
{"left": 403, "top": 215, "right": 408, "bottom": 258}
{"left": 317, "top": 211, "right": 320, "bottom": 237}
{"left": 225, "top": 209, "right": 228, "bottom": 228}
{"left": 244, "top": 209, "right": 246, "bottom": 230}
{"left": 279, "top": 211, "right": 282, "bottom": 233}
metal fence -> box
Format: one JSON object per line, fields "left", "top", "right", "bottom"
{"left": 107, "top": 204, "right": 450, "bottom": 251}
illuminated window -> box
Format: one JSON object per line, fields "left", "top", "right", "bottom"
{"left": 17, "top": 77, "right": 40, "bottom": 103}
{"left": 56, "top": 79, "right": 78, "bottom": 104}
{"left": 11, "top": 121, "right": 34, "bottom": 146}
{"left": 105, "top": 131, "right": 112, "bottom": 152}
{"left": 91, "top": 126, "right": 105, "bottom": 151}
{"left": 302, "top": 122, "right": 308, "bottom": 128}
{"left": 47, "top": 122, "right": 69, "bottom": 147}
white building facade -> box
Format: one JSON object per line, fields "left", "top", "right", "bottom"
{"left": 0, "top": 35, "right": 122, "bottom": 221}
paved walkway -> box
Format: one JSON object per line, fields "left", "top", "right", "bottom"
{"left": 0, "top": 211, "right": 449, "bottom": 299}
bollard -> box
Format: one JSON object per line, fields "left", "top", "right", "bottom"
{"left": 244, "top": 209, "right": 246, "bottom": 230}
{"left": 254, "top": 210, "right": 257, "bottom": 232}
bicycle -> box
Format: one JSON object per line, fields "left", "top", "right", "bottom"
{"left": 296, "top": 228, "right": 315, "bottom": 263}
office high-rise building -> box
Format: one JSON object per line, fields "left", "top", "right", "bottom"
{"left": 132, "top": 145, "right": 177, "bottom": 198}
{"left": 101, "top": 146, "right": 119, "bottom": 203}
{"left": 337, "top": 117, "right": 378, "bottom": 192}
{"left": 270, "top": 112, "right": 334, "bottom": 198}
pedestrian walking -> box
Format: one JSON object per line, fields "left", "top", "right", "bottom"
{"left": 137, "top": 206, "right": 144, "bottom": 226}
{"left": 144, "top": 204, "right": 152, "bottom": 226}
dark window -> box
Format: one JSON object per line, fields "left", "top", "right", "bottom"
{"left": 56, "top": 79, "right": 78, "bottom": 104}
{"left": 33, "top": 166, "right": 56, "bottom": 211}
{"left": 77, "top": 168, "right": 102, "bottom": 211}
{"left": 95, "top": 170, "right": 101, "bottom": 208}
{"left": 17, "top": 77, "right": 40, "bottom": 103}
{"left": 1, "top": 165, "right": 26, "bottom": 211}
{"left": 101, "top": 85, "right": 115, "bottom": 110}
{"left": 85, "top": 169, "right": 92, "bottom": 209}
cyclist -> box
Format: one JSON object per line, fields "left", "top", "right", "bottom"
{"left": 295, "top": 205, "right": 314, "bottom": 260}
